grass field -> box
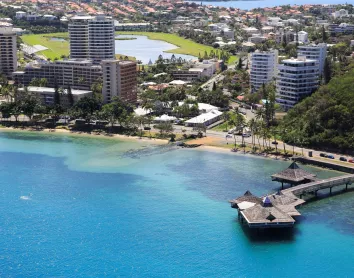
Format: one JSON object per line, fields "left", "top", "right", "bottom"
{"left": 21, "top": 32, "right": 237, "bottom": 64}
{"left": 211, "top": 121, "right": 230, "bottom": 132}
{"left": 21, "top": 33, "right": 135, "bottom": 61}
{"left": 116, "top": 31, "right": 238, "bottom": 64}
{"left": 21, "top": 33, "right": 69, "bottom": 60}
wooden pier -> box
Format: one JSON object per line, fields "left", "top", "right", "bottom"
{"left": 230, "top": 162, "right": 354, "bottom": 229}
{"left": 281, "top": 174, "right": 354, "bottom": 198}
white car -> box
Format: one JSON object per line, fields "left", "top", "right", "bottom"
{"left": 228, "top": 128, "right": 236, "bottom": 134}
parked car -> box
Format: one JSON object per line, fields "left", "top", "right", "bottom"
{"left": 327, "top": 155, "right": 335, "bottom": 159}
{"left": 339, "top": 157, "right": 347, "bottom": 162}
{"left": 320, "top": 153, "right": 326, "bottom": 157}
{"left": 228, "top": 128, "right": 236, "bottom": 134}
{"left": 348, "top": 159, "right": 354, "bottom": 163}
{"left": 242, "top": 133, "right": 251, "bottom": 138}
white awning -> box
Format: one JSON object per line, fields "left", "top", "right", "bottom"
{"left": 238, "top": 201, "right": 256, "bottom": 210}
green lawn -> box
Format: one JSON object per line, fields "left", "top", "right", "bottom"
{"left": 116, "top": 31, "right": 237, "bottom": 64}
{"left": 212, "top": 121, "right": 231, "bottom": 132}
{"left": 21, "top": 31, "right": 237, "bottom": 64}
{"left": 21, "top": 33, "right": 69, "bottom": 60}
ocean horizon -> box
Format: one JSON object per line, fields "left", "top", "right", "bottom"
{"left": 186, "top": 1, "right": 350, "bottom": 10}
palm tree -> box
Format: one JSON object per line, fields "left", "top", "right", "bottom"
{"left": 39, "top": 78, "right": 48, "bottom": 87}
{"left": 256, "top": 121, "right": 262, "bottom": 150}
{"left": 135, "top": 115, "right": 145, "bottom": 138}
{"left": 271, "top": 127, "right": 278, "bottom": 154}
{"left": 143, "top": 115, "right": 153, "bottom": 139}
{"left": 222, "top": 112, "right": 230, "bottom": 132}
{"left": 248, "top": 118, "right": 257, "bottom": 151}
{"left": 0, "top": 74, "right": 8, "bottom": 86}
{"left": 280, "top": 128, "right": 287, "bottom": 155}
{"left": 255, "top": 108, "right": 264, "bottom": 122}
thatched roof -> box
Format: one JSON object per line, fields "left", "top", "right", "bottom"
{"left": 266, "top": 192, "right": 305, "bottom": 216}
{"left": 271, "top": 162, "right": 316, "bottom": 183}
{"left": 241, "top": 204, "right": 295, "bottom": 224}
{"left": 229, "top": 190, "right": 262, "bottom": 208}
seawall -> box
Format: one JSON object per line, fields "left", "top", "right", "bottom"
{"left": 293, "top": 157, "right": 354, "bottom": 174}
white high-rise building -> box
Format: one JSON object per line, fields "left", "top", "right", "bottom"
{"left": 69, "top": 15, "right": 115, "bottom": 63}
{"left": 88, "top": 15, "right": 115, "bottom": 63}
{"left": 249, "top": 49, "right": 278, "bottom": 93}
{"left": 297, "top": 43, "right": 327, "bottom": 74}
{"left": 295, "top": 31, "right": 308, "bottom": 44}
{"left": 68, "top": 15, "right": 90, "bottom": 60}
{"left": 276, "top": 57, "right": 319, "bottom": 110}
{"left": 0, "top": 24, "right": 17, "bottom": 77}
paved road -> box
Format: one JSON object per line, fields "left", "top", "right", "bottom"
{"left": 173, "top": 125, "right": 354, "bottom": 161}
{"left": 200, "top": 72, "right": 225, "bottom": 91}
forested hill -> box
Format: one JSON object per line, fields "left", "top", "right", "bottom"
{"left": 281, "top": 69, "right": 354, "bottom": 153}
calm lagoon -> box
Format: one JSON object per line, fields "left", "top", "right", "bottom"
{"left": 115, "top": 35, "right": 196, "bottom": 64}
{"left": 0, "top": 130, "right": 353, "bottom": 277}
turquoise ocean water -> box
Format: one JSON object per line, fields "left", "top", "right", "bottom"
{"left": 0, "top": 131, "right": 353, "bottom": 277}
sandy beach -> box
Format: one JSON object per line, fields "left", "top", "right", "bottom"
{"left": 0, "top": 126, "right": 169, "bottom": 145}
{"left": 0, "top": 126, "right": 290, "bottom": 160}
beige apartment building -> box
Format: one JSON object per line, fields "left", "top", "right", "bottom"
{"left": 13, "top": 59, "right": 137, "bottom": 104}
{"left": 102, "top": 60, "right": 137, "bottom": 103}
{"left": 13, "top": 59, "right": 102, "bottom": 90}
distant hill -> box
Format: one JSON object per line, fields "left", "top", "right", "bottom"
{"left": 281, "top": 69, "right": 354, "bottom": 153}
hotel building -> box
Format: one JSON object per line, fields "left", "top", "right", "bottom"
{"left": 297, "top": 43, "right": 327, "bottom": 74}
{"left": 0, "top": 23, "right": 17, "bottom": 77}
{"left": 249, "top": 50, "right": 278, "bottom": 93}
{"left": 276, "top": 57, "right": 319, "bottom": 110}
{"left": 13, "top": 59, "right": 137, "bottom": 104}
{"left": 13, "top": 59, "right": 102, "bottom": 90}
{"left": 101, "top": 60, "right": 137, "bottom": 103}
{"left": 12, "top": 14, "right": 137, "bottom": 104}
{"left": 69, "top": 15, "right": 115, "bottom": 64}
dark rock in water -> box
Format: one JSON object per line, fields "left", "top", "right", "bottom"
{"left": 182, "top": 144, "right": 202, "bottom": 148}
{"left": 120, "top": 144, "right": 179, "bottom": 159}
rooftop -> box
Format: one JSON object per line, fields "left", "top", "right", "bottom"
{"left": 271, "top": 162, "right": 316, "bottom": 184}
{"left": 185, "top": 110, "right": 222, "bottom": 124}
{"left": 22, "top": 86, "right": 92, "bottom": 95}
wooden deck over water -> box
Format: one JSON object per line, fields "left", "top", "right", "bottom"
{"left": 281, "top": 174, "right": 354, "bottom": 196}
{"left": 232, "top": 160, "right": 354, "bottom": 229}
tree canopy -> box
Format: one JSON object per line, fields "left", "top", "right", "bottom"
{"left": 280, "top": 68, "right": 354, "bottom": 153}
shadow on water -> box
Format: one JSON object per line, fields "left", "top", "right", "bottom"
{"left": 301, "top": 186, "right": 354, "bottom": 203}
{"left": 233, "top": 217, "right": 298, "bottom": 243}
{"left": 120, "top": 144, "right": 180, "bottom": 159}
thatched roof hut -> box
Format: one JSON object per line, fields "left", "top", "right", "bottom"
{"left": 241, "top": 204, "right": 296, "bottom": 227}
{"left": 271, "top": 162, "right": 316, "bottom": 185}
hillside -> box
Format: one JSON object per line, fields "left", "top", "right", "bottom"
{"left": 281, "top": 69, "right": 354, "bottom": 153}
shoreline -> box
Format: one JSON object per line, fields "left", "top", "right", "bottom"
{"left": 197, "top": 144, "right": 291, "bottom": 160}
{"left": 0, "top": 126, "right": 290, "bottom": 159}
{"left": 0, "top": 126, "right": 286, "bottom": 159}
{"left": 0, "top": 126, "right": 169, "bottom": 145}
{"left": 0, "top": 126, "right": 347, "bottom": 174}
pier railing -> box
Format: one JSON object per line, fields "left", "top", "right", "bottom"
{"left": 281, "top": 174, "right": 354, "bottom": 196}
